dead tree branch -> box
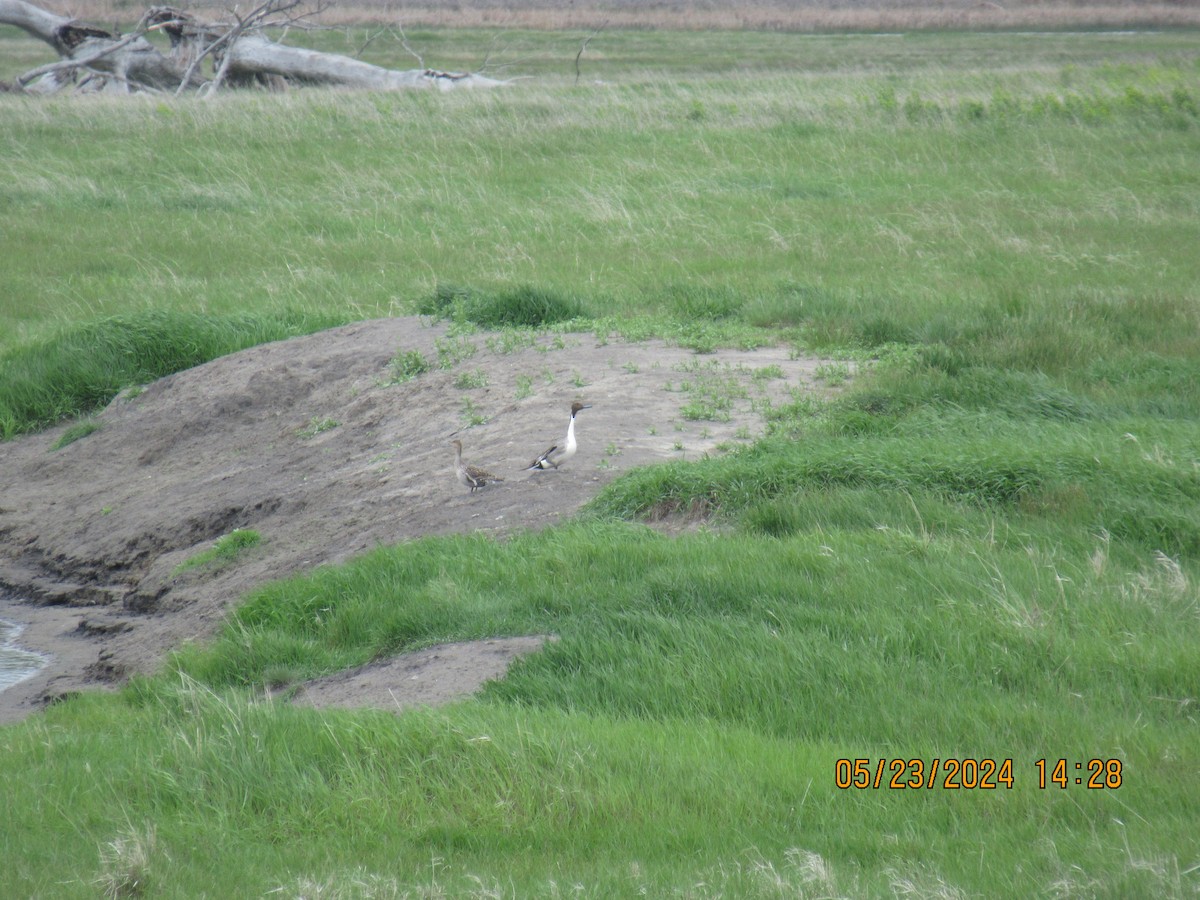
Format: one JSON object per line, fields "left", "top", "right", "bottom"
{"left": 575, "top": 23, "right": 606, "bottom": 86}
{"left": 394, "top": 22, "right": 424, "bottom": 70}
{"left": 207, "top": 0, "right": 304, "bottom": 96}
{"left": 0, "top": 0, "right": 509, "bottom": 95}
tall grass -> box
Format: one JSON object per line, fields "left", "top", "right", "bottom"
{"left": 0, "top": 308, "right": 347, "bottom": 439}
{"left": 3, "top": 33, "right": 1198, "bottom": 357}
{"left": 591, "top": 404, "right": 1200, "bottom": 554}
{"left": 3, "top": 511, "right": 1195, "bottom": 895}
{"left": 3, "top": 43, "right": 1198, "bottom": 431}
{"left": 169, "top": 516, "right": 1198, "bottom": 741}
{"left": 420, "top": 282, "right": 586, "bottom": 327}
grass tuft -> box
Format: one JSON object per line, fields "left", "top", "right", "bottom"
{"left": 386, "top": 349, "right": 432, "bottom": 384}
{"left": 93, "top": 825, "right": 157, "bottom": 899}
{"left": 421, "top": 284, "right": 585, "bottom": 328}
{"left": 51, "top": 418, "right": 103, "bottom": 450}
{"left": 174, "top": 529, "right": 263, "bottom": 576}
{"left": 296, "top": 416, "right": 339, "bottom": 439}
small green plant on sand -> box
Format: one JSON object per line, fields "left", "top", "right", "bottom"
{"left": 454, "top": 369, "right": 489, "bottom": 389}
{"left": 175, "top": 529, "right": 262, "bottom": 575}
{"left": 675, "top": 360, "right": 748, "bottom": 422}
{"left": 387, "top": 349, "right": 432, "bottom": 384}
{"left": 296, "top": 416, "right": 339, "bottom": 439}
{"left": 485, "top": 328, "right": 538, "bottom": 355}
{"left": 814, "top": 361, "right": 852, "bottom": 386}
{"left": 51, "top": 419, "right": 102, "bottom": 450}
{"left": 461, "top": 397, "right": 487, "bottom": 427}
{"left": 751, "top": 364, "right": 785, "bottom": 383}
{"left": 435, "top": 335, "right": 477, "bottom": 370}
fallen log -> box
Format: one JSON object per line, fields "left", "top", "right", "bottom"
{"left": 0, "top": 0, "right": 506, "bottom": 94}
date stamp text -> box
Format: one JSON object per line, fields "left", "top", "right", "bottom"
{"left": 834, "top": 758, "right": 1123, "bottom": 790}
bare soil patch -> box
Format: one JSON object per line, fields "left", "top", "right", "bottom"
{"left": 287, "top": 635, "right": 558, "bottom": 713}
{"left": 0, "top": 317, "right": 837, "bottom": 723}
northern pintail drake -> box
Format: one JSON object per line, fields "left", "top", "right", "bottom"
{"left": 527, "top": 401, "right": 591, "bottom": 470}
{"left": 452, "top": 439, "right": 504, "bottom": 493}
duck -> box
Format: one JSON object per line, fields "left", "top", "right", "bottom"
{"left": 527, "top": 401, "right": 591, "bottom": 470}
{"left": 451, "top": 439, "right": 504, "bottom": 493}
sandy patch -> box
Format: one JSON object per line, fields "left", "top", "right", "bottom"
{"left": 287, "top": 635, "right": 556, "bottom": 713}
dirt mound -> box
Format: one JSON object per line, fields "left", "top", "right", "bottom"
{"left": 0, "top": 317, "right": 836, "bottom": 723}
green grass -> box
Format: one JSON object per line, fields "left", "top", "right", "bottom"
{"left": 453, "top": 367, "right": 490, "bottom": 389}
{"left": 421, "top": 283, "right": 586, "bottom": 328}
{"left": 0, "top": 308, "right": 347, "bottom": 439}
{"left": 50, "top": 417, "right": 102, "bottom": 450}
{"left": 2, "top": 26, "right": 1200, "bottom": 899}
{"left": 4, "top": 515, "right": 1196, "bottom": 895}
{"left": 2, "top": 33, "right": 1198, "bottom": 433}
{"left": 3, "top": 34, "right": 1198, "bottom": 360}
{"left": 173, "top": 528, "right": 263, "bottom": 575}
{"left": 592, "top": 412, "right": 1200, "bottom": 554}
{"left": 296, "top": 415, "right": 340, "bottom": 438}
{"left": 385, "top": 348, "right": 432, "bottom": 383}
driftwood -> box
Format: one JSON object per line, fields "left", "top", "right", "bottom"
{"left": 0, "top": 0, "right": 505, "bottom": 94}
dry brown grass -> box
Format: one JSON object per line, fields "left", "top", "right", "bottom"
{"left": 39, "top": 0, "right": 1200, "bottom": 31}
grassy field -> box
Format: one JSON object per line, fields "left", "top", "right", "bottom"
{"left": 2, "top": 27, "right": 1199, "bottom": 898}
{"left": 17, "top": 0, "right": 1200, "bottom": 31}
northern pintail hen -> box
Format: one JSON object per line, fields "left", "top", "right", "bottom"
{"left": 452, "top": 439, "right": 504, "bottom": 493}
{"left": 527, "top": 401, "right": 592, "bottom": 470}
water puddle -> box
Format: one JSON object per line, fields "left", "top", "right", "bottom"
{"left": 0, "top": 618, "right": 48, "bottom": 694}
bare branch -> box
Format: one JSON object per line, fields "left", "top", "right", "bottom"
{"left": 353, "top": 26, "right": 385, "bottom": 58}
{"left": 176, "top": 27, "right": 230, "bottom": 97}
{"left": 198, "top": 0, "right": 305, "bottom": 97}
{"left": 204, "top": 2, "right": 265, "bottom": 96}
{"left": 470, "top": 31, "right": 527, "bottom": 79}
{"left": 394, "top": 21, "right": 424, "bottom": 71}
{"left": 78, "top": 63, "right": 169, "bottom": 94}
{"left": 575, "top": 23, "right": 606, "bottom": 86}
